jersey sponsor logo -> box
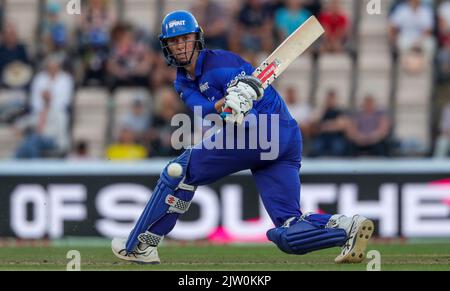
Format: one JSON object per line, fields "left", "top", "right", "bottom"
{"left": 168, "top": 20, "right": 186, "bottom": 29}
{"left": 199, "top": 82, "right": 209, "bottom": 93}
{"left": 226, "top": 71, "right": 247, "bottom": 88}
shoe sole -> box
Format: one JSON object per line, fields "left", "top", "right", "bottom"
{"left": 335, "top": 219, "right": 374, "bottom": 264}
{"left": 111, "top": 245, "right": 161, "bottom": 265}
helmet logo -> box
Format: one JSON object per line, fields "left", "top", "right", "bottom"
{"left": 168, "top": 20, "right": 186, "bottom": 29}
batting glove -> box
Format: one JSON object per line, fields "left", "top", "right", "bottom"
{"left": 222, "top": 90, "right": 253, "bottom": 124}
{"left": 227, "top": 75, "right": 264, "bottom": 101}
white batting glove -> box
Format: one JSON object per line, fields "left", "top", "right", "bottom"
{"left": 222, "top": 91, "right": 252, "bottom": 125}
{"left": 221, "top": 76, "right": 264, "bottom": 125}
{"left": 225, "top": 90, "right": 253, "bottom": 114}
{"left": 227, "top": 76, "right": 264, "bottom": 102}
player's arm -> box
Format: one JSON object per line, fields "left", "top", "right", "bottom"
{"left": 214, "top": 98, "right": 226, "bottom": 113}
{"left": 175, "top": 82, "right": 223, "bottom": 118}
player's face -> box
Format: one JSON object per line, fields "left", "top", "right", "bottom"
{"left": 166, "top": 33, "right": 197, "bottom": 63}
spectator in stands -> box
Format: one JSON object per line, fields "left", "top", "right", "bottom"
{"left": 389, "top": 0, "right": 435, "bottom": 60}
{"left": 309, "top": 89, "right": 349, "bottom": 157}
{"left": 433, "top": 102, "right": 450, "bottom": 158}
{"left": 119, "top": 95, "right": 151, "bottom": 144}
{"left": 106, "top": 126, "right": 148, "bottom": 160}
{"left": 68, "top": 140, "right": 91, "bottom": 160}
{"left": 390, "top": 0, "right": 433, "bottom": 14}
{"left": 274, "top": 0, "right": 311, "bottom": 40}
{"left": 284, "top": 86, "right": 313, "bottom": 138}
{"left": 30, "top": 54, "right": 74, "bottom": 114}
{"left": 438, "top": 0, "right": 450, "bottom": 80}
{"left": 229, "top": 0, "right": 274, "bottom": 54}
{"left": 41, "top": 3, "right": 68, "bottom": 56}
{"left": 345, "top": 95, "right": 391, "bottom": 157}
{"left": 319, "top": 0, "right": 350, "bottom": 54}
{"left": 76, "top": 0, "right": 116, "bottom": 85}
{"left": 78, "top": 0, "right": 116, "bottom": 45}
{"left": 0, "top": 22, "right": 32, "bottom": 89}
{"left": 148, "top": 87, "right": 186, "bottom": 157}
{"left": 191, "top": 0, "right": 229, "bottom": 49}
{"left": 14, "top": 88, "right": 69, "bottom": 158}
{"left": 106, "top": 23, "right": 153, "bottom": 92}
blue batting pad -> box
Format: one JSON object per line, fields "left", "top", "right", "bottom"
{"left": 267, "top": 219, "right": 347, "bottom": 255}
{"left": 125, "top": 150, "right": 195, "bottom": 252}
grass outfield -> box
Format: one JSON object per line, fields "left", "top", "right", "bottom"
{"left": 0, "top": 243, "right": 450, "bottom": 271}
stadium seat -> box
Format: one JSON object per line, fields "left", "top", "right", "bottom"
{"left": 275, "top": 56, "right": 312, "bottom": 104}
{"left": 396, "top": 68, "right": 433, "bottom": 107}
{"left": 164, "top": 0, "right": 195, "bottom": 14}
{"left": 357, "top": 2, "right": 392, "bottom": 108}
{"left": 358, "top": 0, "right": 392, "bottom": 56}
{"left": 395, "top": 107, "right": 431, "bottom": 154}
{"left": 0, "top": 89, "right": 27, "bottom": 106}
{"left": 316, "top": 54, "right": 353, "bottom": 107}
{"left": 72, "top": 87, "right": 109, "bottom": 159}
{"left": 0, "top": 125, "right": 20, "bottom": 159}
{"left": 124, "top": 0, "right": 159, "bottom": 34}
{"left": 356, "top": 54, "right": 391, "bottom": 107}
{"left": 393, "top": 65, "right": 433, "bottom": 154}
{"left": 0, "top": 90, "right": 27, "bottom": 158}
{"left": 341, "top": 0, "right": 356, "bottom": 22}
{"left": 4, "top": 0, "right": 38, "bottom": 47}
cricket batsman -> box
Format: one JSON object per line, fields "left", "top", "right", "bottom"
{"left": 112, "top": 10, "right": 374, "bottom": 264}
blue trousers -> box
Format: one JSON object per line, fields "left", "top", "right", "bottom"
{"left": 149, "top": 118, "right": 304, "bottom": 236}
{"left": 15, "top": 132, "right": 57, "bottom": 159}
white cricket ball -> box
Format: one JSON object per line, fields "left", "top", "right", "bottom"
{"left": 167, "top": 162, "right": 183, "bottom": 177}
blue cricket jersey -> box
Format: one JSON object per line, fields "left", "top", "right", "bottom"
{"left": 174, "top": 49, "right": 295, "bottom": 122}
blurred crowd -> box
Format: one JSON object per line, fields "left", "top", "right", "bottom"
{"left": 0, "top": 0, "right": 449, "bottom": 160}
{"left": 285, "top": 87, "right": 393, "bottom": 157}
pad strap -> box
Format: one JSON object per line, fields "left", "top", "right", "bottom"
{"left": 177, "top": 177, "right": 196, "bottom": 192}
{"left": 165, "top": 194, "right": 191, "bottom": 214}
{"left": 138, "top": 231, "right": 163, "bottom": 247}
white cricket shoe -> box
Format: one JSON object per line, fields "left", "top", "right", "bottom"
{"left": 334, "top": 215, "right": 374, "bottom": 264}
{"left": 111, "top": 238, "right": 161, "bottom": 264}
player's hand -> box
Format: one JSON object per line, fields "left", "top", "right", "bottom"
{"left": 225, "top": 90, "right": 252, "bottom": 114}
{"left": 221, "top": 91, "right": 252, "bottom": 125}
{"left": 220, "top": 106, "right": 244, "bottom": 125}
{"left": 227, "top": 76, "right": 264, "bottom": 101}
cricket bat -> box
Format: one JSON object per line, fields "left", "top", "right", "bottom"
{"left": 253, "top": 15, "right": 325, "bottom": 89}
{"left": 224, "top": 16, "right": 324, "bottom": 122}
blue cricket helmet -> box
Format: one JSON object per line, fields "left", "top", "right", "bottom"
{"left": 159, "top": 10, "right": 205, "bottom": 67}
{"left": 160, "top": 10, "right": 202, "bottom": 40}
